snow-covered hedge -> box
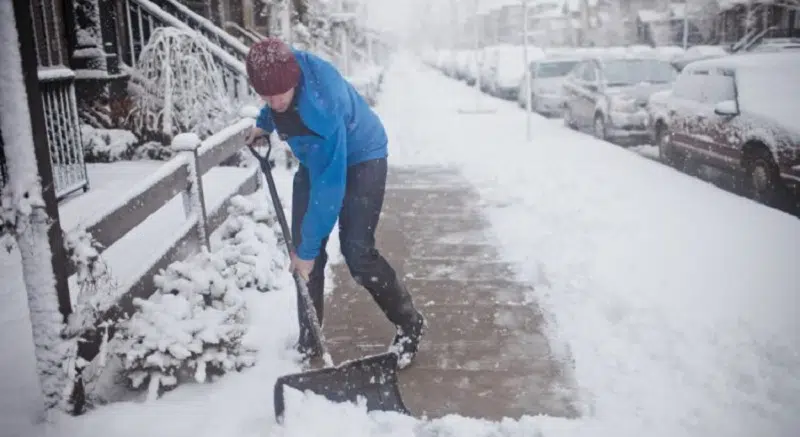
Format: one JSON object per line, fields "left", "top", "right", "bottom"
{"left": 111, "top": 194, "right": 286, "bottom": 399}
{"left": 211, "top": 195, "right": 287, "bottom": 292}
{"left": 80, "top": 125, "right": 174, "bottom": 163}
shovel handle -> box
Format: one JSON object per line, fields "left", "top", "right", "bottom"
{"left": 246, "top": 139, "right": 330, "bottom": 360}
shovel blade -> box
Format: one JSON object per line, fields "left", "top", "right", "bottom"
{"left": 274, "top": 352, "right": 410, "bottom": 421}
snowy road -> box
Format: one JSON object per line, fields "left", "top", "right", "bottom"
{"left": 11, "top": 53, "right": 798, "bottom": 437}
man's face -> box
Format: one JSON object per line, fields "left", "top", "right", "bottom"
{"left": 262, "top": 87, "right": 295, "bottom": 113}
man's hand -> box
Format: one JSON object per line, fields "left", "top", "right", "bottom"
{"left": 290, "top": 252, "right": 314, "bottom": 282}
{"left": 246, "top": 126, "right": 267, "bottom": 147}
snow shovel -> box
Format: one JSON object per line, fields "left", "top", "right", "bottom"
{"left": 245, "top": 139, "right": 410, "bottom": 423}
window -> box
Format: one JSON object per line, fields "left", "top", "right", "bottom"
{"left": 601, "top": 59, "right": 678, "bottom": 86}
{"left": 581, "top": 64, "right": 597, "bottom": 82}
{"left": 672, "top": 71, "right": 705, "bottom": 102}
{"left": 702, "top": 73, "right": 736, "bottom": 104}
{"left": 536, "top": 60, "right": 581, "bottom": 78}
{"left": 570, "top": 63, "right": 586, "bottom": 80}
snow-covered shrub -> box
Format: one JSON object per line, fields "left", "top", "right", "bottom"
{"left": 81, "top": 125, "right": 138, "bottom": 162}
{"left": 129, "top": 27, "right": 236, "bottom": 142}
{"left": 109, "top": 194, "right": 291, "bottom": 398}
{"left": 213, "top": 195, "right": 287, "bottom": 292}
{"left": 132, "top": 140, "right": 175, "bottom": 161}
{"left": 63, "top": 228, "right": 119, "bottom": 337}
{"left": 80, "top": 125, "right": 175, "bottom": 163}
{"left": 113, "top": 249, "right": 256, "bottom": 399}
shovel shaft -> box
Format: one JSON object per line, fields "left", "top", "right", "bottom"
{"left": 248, "top": 141, "right": 329, "bottom": 359}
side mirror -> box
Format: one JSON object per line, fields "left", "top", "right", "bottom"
{"left": 714, "top": 100, "right": 738, "bottom": 116}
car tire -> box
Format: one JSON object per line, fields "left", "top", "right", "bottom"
{"left": 743, "top": 146, "right": 786, "bottom": 207}
{"left": 593, "top": 114, "right": 607, "bottom": 141}
{"left": 563, "top": 105, "right": 577, "bottom": 129}
{"left": 656, "top": 124, "right": 684, "bottom": 169}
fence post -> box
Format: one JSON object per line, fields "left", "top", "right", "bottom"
{"left": 172, "top": 133, "right": 210, "bottom": 250}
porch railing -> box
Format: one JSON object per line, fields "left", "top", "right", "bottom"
{"left": 118, "top": 0, "right": 256, "bottom": 103}
{"left": 38, "top": 67, "right": 90, "bottom": 200}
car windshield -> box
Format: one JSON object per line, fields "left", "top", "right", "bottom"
{"left": 535, "top": 61, "right": 580, "bottom": 78}
{"left": 601, "top": 59, "right": 677, "bottom": 86}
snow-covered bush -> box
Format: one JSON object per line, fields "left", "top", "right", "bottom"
{"left": 80, "top": 125, "right": 174, "bottom": 162}
{"left": 81, "top": 125, "right": 137, "bottom": 162}
{"left": 129, "top": 27, "right": 237, "bottom": 142}
{"left": 113, "top": 250, "right": 256, "bottom": 399}
{"left": 111, "top": 194, "right": 287, "bottom": 399}
{"left": 213, "top": 195, "right": 287, "bottom": 292}
{"left": 63, "top": 228, "right": 118, "bottom": 337}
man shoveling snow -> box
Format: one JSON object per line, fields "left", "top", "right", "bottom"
{"left": 243, "top": 37, "right": 426, "bottom": 369}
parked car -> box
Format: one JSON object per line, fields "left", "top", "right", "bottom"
{"left": 517, "top": 57, "right": 583, "bottom": 116}
{"left": 655, "top": 51, "right": 800, "bottom": 206}
{"left": 562, "top": 56, "right": 678, "bottom": 145}
{"left": 481, "top": 44, "right": 545, "bottom": 100}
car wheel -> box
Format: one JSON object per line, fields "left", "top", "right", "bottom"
{"left": 593, "top": 114, "right": 607, "bottom": 141}
{"left": 563, "top": 105, "right": 577, "bottom": 129}
{"left": 656, "top": 124, "right": 683, "bottom": 168}
{"left": 744, "top": 147, "right": 786, "bottom": 207}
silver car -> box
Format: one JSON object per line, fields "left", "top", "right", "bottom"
{"left": 517, "top": 57, "right": 582, "bottom": 117}
{"left": 562, "top": 56, "right": 678, "bottom": 146}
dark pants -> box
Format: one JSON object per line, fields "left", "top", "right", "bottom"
{"left": 291, "top": 157, "right": 419, "bottom": 350}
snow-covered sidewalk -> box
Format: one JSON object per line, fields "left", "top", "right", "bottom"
{"left": 10, "top": 52, "right": 799, "bottom": 437}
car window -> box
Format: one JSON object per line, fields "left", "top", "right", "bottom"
{"left": 581, "top": 64, "right": 597, "bottom": 82}
{"left": 672, "top": 71, "right": 705, "bottom": 102}
{"left": 536, "top": 60, "right": 581, "bottom": 78}
{"left": 702, "top": 72, "right": 736, "bottom": 104}
{"left": 570, "top": 63, "right": 586, "bottom": 81}
{"left": 601, "top": 58, "right": 677, "bottom": 86}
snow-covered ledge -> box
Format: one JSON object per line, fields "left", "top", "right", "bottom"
{"left": 37, "top": 66, "right": 76, "bottom": 83}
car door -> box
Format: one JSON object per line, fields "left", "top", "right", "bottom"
{"left": 571, "top": 61, "right": 596, "bottom": 128}
{"left": 575, "top": 61, "right": 601, "bottom": 127}
{"left": 562, "top": 62, "right": 585, "bottom": 122}
{"left": 698, "top": 69, "right": 742, "bottom": 169}
{"left": 667, "top": 70, "right": 706, "bottom": 158}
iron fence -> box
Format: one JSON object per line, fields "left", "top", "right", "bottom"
{"left": 38, "top": 68, "right": 90, "bottom": 199}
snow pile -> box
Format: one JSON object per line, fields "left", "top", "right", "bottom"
{"left": 112, "top": 195, "right": 288, "bottom": 399}
{"left": 275, "top": 388, "right": 580, "bottom": 437}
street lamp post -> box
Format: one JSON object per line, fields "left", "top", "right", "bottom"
{"left": 523, "top": 0, "right": 531, "bottom": 140}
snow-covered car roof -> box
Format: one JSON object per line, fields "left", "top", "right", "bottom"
{"left": 684, "top": 51, "right": 800, "bottom": 71}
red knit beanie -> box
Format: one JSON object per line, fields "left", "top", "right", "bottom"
{"left": 245, "top": 37, "right": 301, "bottom": 96}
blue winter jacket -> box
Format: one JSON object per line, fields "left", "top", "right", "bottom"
{"left": 256, "top": 49, "right": 388, "bottom": 261}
